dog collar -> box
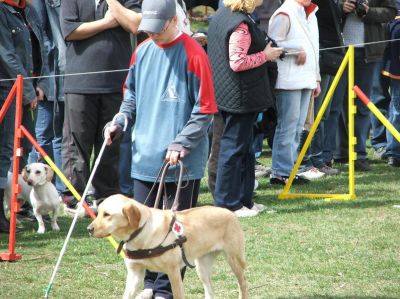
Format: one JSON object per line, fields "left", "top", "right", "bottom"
{"left": 116, "top": 222, "right": 146, "bottom": 255}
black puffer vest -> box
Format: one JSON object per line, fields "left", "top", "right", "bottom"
{"left": 208, "top": 7, "right": 274, "bottom": 113}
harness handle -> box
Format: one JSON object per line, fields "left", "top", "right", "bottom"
{"left": 153, "top": 160, "right": 184, "bottom": 212}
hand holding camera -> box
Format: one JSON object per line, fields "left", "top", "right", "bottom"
{"left": 343, "top": 0, "right": 369, "bottom": 17}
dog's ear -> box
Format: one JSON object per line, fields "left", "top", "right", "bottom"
{"left": 122, "top": 201, "right": 141, "bottom": 230}
{"left": 44, "top": 164, "right": 54, "bottom": 182}
{"left": 21, "top": 166, "right": 29, "bottom": 182}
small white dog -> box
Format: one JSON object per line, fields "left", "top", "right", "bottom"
{"left": 20, "top": 163, "right": 61, "bottom": 234}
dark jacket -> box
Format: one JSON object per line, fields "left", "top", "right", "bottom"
{"left": 208, "top": 7, "right": 274, "bottom": 114}
{"left": 383, "top": 16, "right": 400, "bottom": 78}
{"left": 32, "top": 0, "right": 66, "bottom": 101}
{"left": 0, "top": 3, "right": 50, "bottom": 104}
{"left": 339, "top": 0, "right": 397, "bottom": 62}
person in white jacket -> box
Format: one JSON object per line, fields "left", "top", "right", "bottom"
{"left": 268, "top": 0, "right": 321, "bottom": 185}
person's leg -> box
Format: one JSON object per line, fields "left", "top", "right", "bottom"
{"left": 310, "top": 74, "right": 333, "bottom": 168}
{"left": 370, "top": 61, "right": 390, "bottom": 154}
{"left": 322, "top": 71, "right": 347, "bottom": 164}
{"left": 386, "top": 79, "right": 400, "bottom": 164}
{"left": 92, "top": 93, "right": 122, "bottom": 199}
{"left": 271, "top": 89, "right": 303, "bottom": 177}
{"left": 20, "top": 104, "right": 37, "bottom": 168}
{"left": 214, "top": 111, "right": 257, "bottom": 211}
{"left": 0, "top": 89, "right": 15, "bottom": 233}
{"left": 133, "top": 179, "right": 200, "bottom": 299}
{"left": 207, "top": 113, "right": 224, "bottom": 198}
{"left": 61, "top": 94, "right": 97, "bottom": 200}
{"left": 35, "top": 100, "right": 54, "bottom": 161}
{"left": 52, "top": 100, "right": 65, "bottom": 193}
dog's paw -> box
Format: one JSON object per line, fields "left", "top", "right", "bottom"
{"left": 37, "top": 227, "right": 45, "bottom": 234}
{"left": 52, "top": 223, "right": 60, "bottom": 231}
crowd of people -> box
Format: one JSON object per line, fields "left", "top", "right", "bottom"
{"left": 1, "top": 0, "right": 400, "bottom": 297}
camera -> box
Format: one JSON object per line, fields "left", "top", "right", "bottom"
{"left": 265, "top": 36, "right": 286, "bottom": 59}
{"left": 353, "top": 0, "right": 368, "bottom": 17}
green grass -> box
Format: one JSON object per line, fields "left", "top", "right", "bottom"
{"left": 1, "top": 145, "right": 400, "bottom": 299}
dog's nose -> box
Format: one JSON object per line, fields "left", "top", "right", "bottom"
{"left": 87, "top": 226, "right": 94, "bottom": 236}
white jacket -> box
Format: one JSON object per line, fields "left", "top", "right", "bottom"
{"left": 269, "top": 0, "right": 320, "bottom": 90}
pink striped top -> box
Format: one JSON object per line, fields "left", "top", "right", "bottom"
{"left": 229, "top": 22, "right": 268, "bottom": 72}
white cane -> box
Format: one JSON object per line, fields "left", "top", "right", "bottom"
{"left": 45, "top": 113, "right": 128, "bottom": 298}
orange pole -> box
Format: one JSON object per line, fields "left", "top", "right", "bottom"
{"left": 0, "top": 75, "right": 23, "bottom": 261}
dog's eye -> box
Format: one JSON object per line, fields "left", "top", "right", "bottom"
{"left": 27, "top": 169, "right": 31, "bottom": 174}
{"left": 35, "top": 170, "right": 41, "bottom": 175}
{"left": 103, "top": 212, "right": 110, "bottom": 217}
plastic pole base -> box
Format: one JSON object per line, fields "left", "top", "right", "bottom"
{"left": 0, "top": 252, "right": 22, "bottom": 261}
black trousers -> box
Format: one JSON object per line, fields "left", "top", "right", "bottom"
{"left": 133, "top": 178, "right": 200, "bottom": 299}
{"left": 62, "top": 93, "right": 121, "bottom": 198}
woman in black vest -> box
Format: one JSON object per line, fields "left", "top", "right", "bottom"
{"left": 208, "top": 0, "right": 283, "bottom": 217}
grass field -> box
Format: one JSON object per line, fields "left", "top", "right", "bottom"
{"left": 1, "top": 144, "right": 400, "bottom": 299}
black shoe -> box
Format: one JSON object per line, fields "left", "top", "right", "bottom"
{"left": 17, "top": 208, "right": 36, "bottom": 222}
{"left": 355, "top": 159, "right": 371, "bottom": 171}
{"left": 334, "top": 158, "right": 348, "bottom": 164}
{"left": 270, "top": 175, "right": 310, "bottom": 185}
{"left": 388, "top": 156, "right": 400, "bottom": 167}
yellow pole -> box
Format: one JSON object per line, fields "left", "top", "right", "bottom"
{"left": 279, "top": 49, "right": 351, "bottom": 200}
{"left": 348, "top": 46, "right": 356, "bottom": 199}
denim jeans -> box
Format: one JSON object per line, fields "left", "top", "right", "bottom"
{"left": 271, "top": 89, "right": 312, "bottom": 177}
{"left": 0, "top": 89, "right": 15, "bottom": 189}
{"left": 33, "top": 100, "right": 65, "bottom": 193}
{"left": 214, "top": 111, "right": 257, "bottom": 211}
{"left": 370, "top": 61, "right": 390, "bottom": 150}
{"left": 310, "top": 74, "right": 334, "bottom": 167}
{"left": 323, "top": 48, "right": 376, "bottom": 162}
{"left": 386, "top": 79, "right": 400, "bottom": 159}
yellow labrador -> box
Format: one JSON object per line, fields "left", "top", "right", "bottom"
{"left": 87, "top": 194, "right": 249, "bottom": 299}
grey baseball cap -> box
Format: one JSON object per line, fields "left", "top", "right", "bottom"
{"left": 138, "top": 0, "right": 176, "bottom": 34}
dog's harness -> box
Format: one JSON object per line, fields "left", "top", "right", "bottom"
{"left": 117, "top": 213, "right": 195, "bottom": 269}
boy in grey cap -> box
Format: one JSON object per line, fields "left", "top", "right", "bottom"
{"left": 105, "top": 0, "right": 217, "bottom": 298}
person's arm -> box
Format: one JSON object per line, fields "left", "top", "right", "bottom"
{"left": 60, "top": 0, "right": 118, "bottom": 41}
{"left": 228, "top": 22, "right": 283, "bottom": 72}
{"left": 0, "top": 9, "right": 37, "bottom": 105}
{"left": 166, "top": 52, "right": 217, "bottom": 165}
{"left": 362, "top": 0, "right": 397, "bottom": 24}
{"left": 268, "top": 13, "right": 306, "bottom": 65}
{"left": 106, "top": 0, "right": 142, "bottom": 34}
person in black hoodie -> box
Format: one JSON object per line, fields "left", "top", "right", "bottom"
{"left": 308, "top": 0, "right": 344, "bottom": 176}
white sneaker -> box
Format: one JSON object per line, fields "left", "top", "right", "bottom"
{"left": 135, "top": 289, "right": 153, "bottom": 299}
{"left": 234, "top": 206, "right": 258, "bottom": 217}
{"left": 255, "top": 164, "right": 271, "bottom": 178}
{"left": 297, "top": 167, "right": 325, "bottom": 180}
{"left": 251, "top": 202, "right": 266, "bottom": 212}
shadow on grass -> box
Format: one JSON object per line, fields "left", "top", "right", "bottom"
{"left": 0, "top": 217, "right": 93, "bottom": 248}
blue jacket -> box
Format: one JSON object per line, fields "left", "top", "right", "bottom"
{"left": 0, "top": 3, "right": 50, "bottom": 104}
{"left": 32, "top": 0, "right": 65, "bottom": 101}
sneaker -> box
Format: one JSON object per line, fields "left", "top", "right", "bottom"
{"left": 297, "top": 167, "right": 325, "bottom": 180}
{"left": 234, "top": 206, "right": 258, "bottom": 217}
{"left": 318, "top": 164, "right": 341, "bottom": 176}
{"left": 355, "top": 159, "right": 371, "bottom": 171}
{"left": 135, "top": 289, "right": 153, "bottom": 299}
{"left": 270, "top": 175, "right": 310, "bottom": 185}
{"left": 388, "top": 156, "right": 400, "bottom": 167}
{"left": 255, "top": 164, "right": 271, "bottom": 178}
{"left": 374, "top": 147, "right": 388, "bottom": 160}
{"left": 251, "top": 202, "right": 266, "bottom": 212}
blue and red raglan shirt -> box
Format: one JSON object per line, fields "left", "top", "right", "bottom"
{"left": 119, "top": 33, "right": 217, "bottom": 182}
